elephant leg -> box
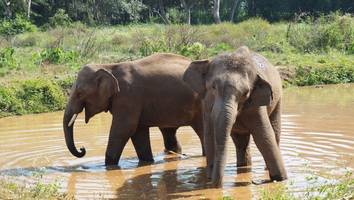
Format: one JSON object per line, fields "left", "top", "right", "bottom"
{"left": 192, "top": 123, "right": 205, "bottom": 156}
{"left": 131, "top": 126, "right": 154, "bottom": 162}
{"left": 244, "top": 107, "right": 287, "bottom": 181}
{"left": 231, "top": 132, "right": 252, "bottom": 167}
{"left": 269, "top": 100, "right": 281, "bottom": 146}
{"left": 160, "top": 127, "right": 181, "bottom": 154}
{"left": 105, "top": 115, "right": 139, "bottom": 166}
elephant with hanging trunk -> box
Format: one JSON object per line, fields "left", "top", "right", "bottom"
{"left": 63, "top": 53, "right": 205, "bottom": 166}
{"left": 183, "top": 46, "right": 287, "bottom": 187}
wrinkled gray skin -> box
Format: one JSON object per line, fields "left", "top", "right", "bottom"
{"left": 63, "top": 53, "right": 204, "bottom": 165}
{"left": 183, "top": 46, "right": 287, "bottom": 187}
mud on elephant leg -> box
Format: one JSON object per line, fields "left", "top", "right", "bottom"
{"left": 231, "top": 133, "right": 252, "bottom": 167}
{"left": 131, "top": 126, "right": 154, "bottom": 162}
{"left": 160, "top": 127, "right": 182, "bottom": 154}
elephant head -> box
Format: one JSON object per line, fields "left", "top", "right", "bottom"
{"left": 63, "top": 65, "right": 119, "bottom": 158}
{"left": 183, "top": 46, "right": 276, "bottom": 186}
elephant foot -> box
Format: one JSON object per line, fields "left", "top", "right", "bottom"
{"left": 105, "top": 155, "right": 119, "bottom": 166}
{"left": 164, "top": 146, "right": 182, "bottom": 154}
{"left": 252, "top": 175, "right": 287, "bottom": 185}
{"left": 137, "top": 159, "right": 154, "bottom": 167}
{"left": 270, "top": 174, "right": 288, "bottom": 182}
{"left": 138, "top": 157, "right": 154, "bottom": 162}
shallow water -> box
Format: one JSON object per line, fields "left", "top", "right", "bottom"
{"left": 0, "top": 84, "right": 353, "bottom": 199}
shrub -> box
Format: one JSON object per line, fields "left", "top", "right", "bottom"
{"left": 49, "top": 9, "right": 72, "bottom": 28}
{"left": 0, "top": 47, "right": 17, "bottom": 76}
{"left": 166, "top": 8, "right": 185, "bottom": 24}
{"left": 180, "top": 42, "right": 206, "bottom": 59}
{"left": 16, "top": 79, "right": 66, "bottom": 114}
{"left": 294, "top": 65, "right": 354, "bottom": 86}
{"left": 0, "top": 79, "right": 69, "bottom": 117}
{"left": 0, "top": 87, "right": 23, "bottom": 117}
{"left": 139, "top": 38, "right": 168, "bottom": 56}
{"left": 208, "top": 43, "right": 233, "bottom": 56}
{"left": 287, "top": 13, "right": 354, "bottom": 53}
{"left": 39, "top": 47, "right": 79, "bottom": 64}
{"left": 13, "top": 34, "right": 38, "bottom": 47}
{"left": 0, "top": 15, "right": 36, "bottom": 36}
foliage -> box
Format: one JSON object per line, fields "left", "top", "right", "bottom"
{"left": 0, "top": 175, "right": 73, "bottom": 199}
{"left": 259, "top": 171, "right": 354, "bottom": 200}
{"left": 294, "top": 65, "right": 354, "bottom": 86}
{"left": 2, "top": 0, "right": 354, "bottom": 26}
{"left": 38, "top": 47, "right": 79, "bottom": 64}
{"left": 49, "top": 9, "right": 72, "bottom": 28}
{"left": 180, "top": 42, "right": 206, "bottom": 59}
{"left": 288, "top": 13, "right": 354, "bottom": 53}
{"left": 0, "top": 79, "right": 67, "bottom": 117}
{"left": 0, "top": 15, "right": 36, "bottom": 36}
{"left": 0, "top": 47, "right": 17, "bottom": 75}
{"left": 260, "top": 184, "right": 296, "bottom": 200}
{"left": 0, "top": 15, "right": 353, "bottom": 117}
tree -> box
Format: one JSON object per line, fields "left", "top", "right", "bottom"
{"left": 158, "top": 0, "right": 170, "bottom": 24}
{"left": 181, "top": 0, "right": 196, "bottom": 24}
{"left": 230, "top": 0, "right": 241, "bottom": 22}
{"left": 212, "top": 0, "right": 221, "bottom": 23}
{"left": 26, "top": 0, "right": 31, "bottom": 19}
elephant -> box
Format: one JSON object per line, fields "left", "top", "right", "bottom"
{"left": 63, "top": 53, "right": 204, "bottom": 166}
{"left": 183, "top": 46, "right": 287, "bottom": 187}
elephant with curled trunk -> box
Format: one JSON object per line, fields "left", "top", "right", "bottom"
{"left": 63, "top": 53, "right": 204, "bottom": 165}
{"left": 183, "top": 46, "right": 287, "bottom": 187}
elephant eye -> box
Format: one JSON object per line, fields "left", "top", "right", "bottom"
{"left": 77, "top": 92, "right": 83, "bottom": 98}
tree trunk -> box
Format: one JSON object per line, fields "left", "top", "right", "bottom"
{"left": 181, "top": 0, "right": 193, "bottom": 24}
{"left": 230, "top": 0, "right": 240, "bottom": 22}
{"left": 159, "top": 0, "right": 170, "bottom": 24}
{"left": 212, "top": 0, "right": 221, "bottom": 24}
{"left": 27, "top": 0, "right": 31, "bottom": 19}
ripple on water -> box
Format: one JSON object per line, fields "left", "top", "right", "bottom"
{"left": 0, "top": 84, "right": 354, "bottom": 199}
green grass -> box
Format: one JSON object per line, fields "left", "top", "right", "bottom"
{"left": 0, "top": 177, "right": 73, "bottom": 200}
{"left": 259, "top": 171, "right": 354, "bottom": 200}
{"left": 0, "top": 14, "right": 353, "bottom": 117}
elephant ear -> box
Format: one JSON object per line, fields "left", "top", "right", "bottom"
{"left": 244, "top": 54, "right": 273, "bottom": 109}
{"left": 95, "top": 68, "right": 120, "bottom": 100}
{"left": 183, "top": 59, "right": 210, "bottom": 98}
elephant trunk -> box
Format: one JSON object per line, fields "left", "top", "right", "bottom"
{"left": 212, "top": 96, "right": 238, "bottom": 187}
{"left": 63, "top": 104, "right": 86, "bottom": 158}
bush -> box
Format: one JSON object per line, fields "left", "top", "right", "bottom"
{"left": 39, "top": 47, "right": 79, "bottom": 64}
{"left": 180, "top": 42, "right": 206, "bottom": 59}
{"left": 0, "top": 15, "right": 36, "bottom": 36}
{"left": 208, "top": 43, "right": 234, "bottom": 56}
{"left": 13, "top": 34, "right": 38, "bottom": 47}
{"left": 0, "top": 47, "right": 17, "bottom": 76}
{"left": 166, "top": 8, "right": 185, "bottom": 24}
{"left": 294, "top": 65, "right": 354, "bottom": 86}
{"left": 287, "top": 13, "right": 354, "bottom": 53}
{"left": 0, "top": 79, "right": 66, "bottom": 117}
{"left": 49, "top": 9, "right": 72, "bottom": 28}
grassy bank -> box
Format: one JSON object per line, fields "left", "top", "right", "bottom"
{"left": 259, "top": 171, "right": 354, "bottom": 200}
{"left": 1, "top": 13, "right": 353, "bottom": 117}
{"left": 0, "top": 177, "right": 72, "bottom": 200}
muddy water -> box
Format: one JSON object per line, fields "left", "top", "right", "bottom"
{"left": 0, "top": 84, "right": 353, "bottom": 199}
